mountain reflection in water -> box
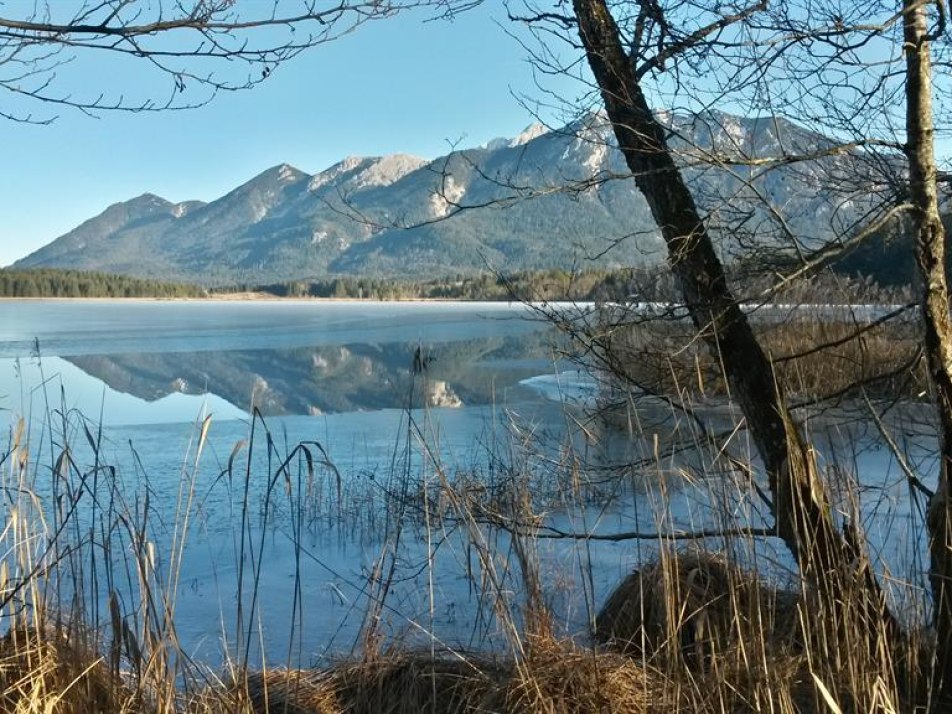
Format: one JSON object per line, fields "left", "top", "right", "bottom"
{"left": 64, "top": 333, "right": 560, "bottom": 416}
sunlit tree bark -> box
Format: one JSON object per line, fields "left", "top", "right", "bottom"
{"left": 903, "top": 0, "right": 952, "bottom": 706}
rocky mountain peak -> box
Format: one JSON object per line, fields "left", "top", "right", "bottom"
{"left": 308, "top": 154, "right": 425, "bottom": 194}
{"left": 14, "top": 110, "right": 873, "bottom": 285}
{"left": 510, "top": 123, "right": 548, "bottom": 146}
{"left": 356, "top": 154, "right": 427, "bottom": 187}
{"left": 253, "top": 162, "right": 306, "bottom": 185}
{"left": 128, "top": 192, "right": 172, "bottom": 208}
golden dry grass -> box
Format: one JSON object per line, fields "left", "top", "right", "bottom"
{"left": 590, "top": 548, "right": 916, "bottom": 713}
{"left": 502, "top": 638, "right": 663, "bottom": 714}
{"left": 0, "top": 581, "right": 913, "bottom": 714}
{"left": 0, "top": 624, "right": 141, "bottom": 714}
{"left": 220, "top": 644, "right": 661, "bottom": 714}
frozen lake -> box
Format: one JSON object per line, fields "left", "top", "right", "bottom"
{"left": 0, "top": 299, "right": 937, "bottom": 669}
{"left": 0, "top": 300, "right": 612, "bottom": 665}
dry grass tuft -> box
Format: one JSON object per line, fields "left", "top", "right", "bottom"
{"left": 219, "top": 644, "right": 665, "bottom": 714}
{"left": 0, "top": 624, "right": 139, "bottom": 714}
{"left": 335, "top": 654, "right": 506, "bottom": 714}
{"left": 232, "top": 654, "right": 506, "bottom": 714}
{"left": 594, "top": 549, "right": 800, "bottom": 668}
{"left": 695, "top": 652, "right": 826, "bottom": 713}
{"left": 239, "top": 668, "right": 340, "bottom": 714}
{"left": 503, "top": 638, "right": 663, "bottom": 714}
{"left": 590, "top": 549, "right": 911, "bottom": 712}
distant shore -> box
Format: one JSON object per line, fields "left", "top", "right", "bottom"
{"left": 0, "top": 294, "right": 546, "bottom": 305}
{"left": 0, "top": 293, "right": 485, "bottom": 302}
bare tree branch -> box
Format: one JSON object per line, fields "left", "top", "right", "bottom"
{"left": 0, "top": 1, "right": 461, "bottom": 121}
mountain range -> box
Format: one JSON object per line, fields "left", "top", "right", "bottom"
{"left": 14, "top": 112, "right": 879, "bottom": 285}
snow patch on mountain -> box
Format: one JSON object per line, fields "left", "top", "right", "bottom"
{"left": 308, "top": 154, "right": 426, "bottom": 193}
{"left": 276, "top": 163, "right": 300, "bottom": 183}
{"left": 484, "top": 123, "right": 549, "bottom": 150}
{"left": 510, "top": 123, "right": 548, "bottom": 147}
{"left": 722, "top": 116, "right": 749, "bottom": 149}
{"left": 308, "top": 157, "right": 367, "bottom": 192}
{"left": 171, "top": 202, "right": 192, "bottom": 218}
{"left": 427, "top": 175, "right": 465, "bottom": 219}
{"left": 251, "top": 203, "right": 269, "bottom": 222}
{"left": 351, "top": 154, "right": 426, "bottom": 188}
{"left": 583, "top": 143, "right": 609, "bottom": 175}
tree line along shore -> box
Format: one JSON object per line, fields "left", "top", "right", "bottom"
{"left": 0, "top": 266, "right": 914, "bottom": 304}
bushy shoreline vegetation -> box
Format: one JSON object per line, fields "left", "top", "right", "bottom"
{"left": 1, "top": 265, "right": 915, "bottom": 305}
{"left": 250, "top": 268, "right": 625, "bottom": 302}
{"left": 246, "top": 266, "right": 913, "bottom": 305}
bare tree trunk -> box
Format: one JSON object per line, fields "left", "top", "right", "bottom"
{"left": 571, "top": 0, "right": 894, "bottom": 642}
{"left": 904, "top": 0, "right": 952, "bottom": 706}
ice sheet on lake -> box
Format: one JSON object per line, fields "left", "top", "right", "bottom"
{"left": 519, "top": 369, "right": 599, "bottom": 406}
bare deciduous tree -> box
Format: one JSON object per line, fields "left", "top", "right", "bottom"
{"left": 569, "top": 0, "right": 896, "bottom": 652}
{"left": 502, "top": 0, "right": 952, "bottom": 706}
{"left": 903, "top": 0, "right": 952, "bottom": 705}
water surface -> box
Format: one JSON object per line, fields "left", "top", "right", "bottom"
{"left": 1, "top": 299, "right": 570, "bottom": 423}
{"left": 0, "top": 299, "right": 932, "bottom": 667}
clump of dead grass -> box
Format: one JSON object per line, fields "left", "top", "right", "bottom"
{"left": 201, "top": 641, "right": 665, "bottom": 714}
{"left": 591, "top": 548, "right": 919, "bottom": 713}
{"left": 594, "top": 549, "right": 800, "bottom": 668}
{"left": 228, "top": 654, "right": 505, "bottom": 714}
{"left": 0, "top": 623, "right": 141, "bottom": 714}
{"left": 235, "top": 668, "right": 340, "bottom": 714}
{"left": 503, "top": 637, "right": 666, "bottom": 713}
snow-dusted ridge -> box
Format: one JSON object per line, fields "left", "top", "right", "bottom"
{"left": 15, "top": 109, "right": 886, "bottom": 285}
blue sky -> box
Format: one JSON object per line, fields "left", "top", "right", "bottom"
{"left": 1, "top": 4, "right": 582, "bottom": 267}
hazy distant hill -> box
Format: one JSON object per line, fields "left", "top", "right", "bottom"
{"left": 16, "top": 112, "right": 887, "bottom": 285}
